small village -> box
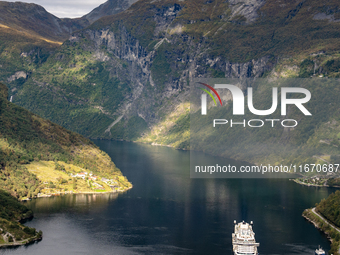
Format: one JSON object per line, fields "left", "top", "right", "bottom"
{"left": 295, "top": 176, "right": 329, "bottom": 187}
{"left": 70, "top": 171, "right": 120, "bottom": 190}
{"left": 294, "top": 174, "right": 340, "bottom": 188}
{"left": 36, "top": 170, "right": 127, "bottom": 197}
{"left": 25, "top": 160, "right": 131, "bottom": 199}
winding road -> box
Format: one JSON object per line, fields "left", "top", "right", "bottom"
{"left": 311, "top": 207, "right": 340, "bottom": 254}
{"left": 312, "top": 207, "right": 340, "bottom": 234}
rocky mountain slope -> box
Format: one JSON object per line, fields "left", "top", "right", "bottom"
{"left": 2, "top": 0, "right": 340, "bottom": 165}
{"left": 0, "top": 0, "right": 136, "bottom": 95}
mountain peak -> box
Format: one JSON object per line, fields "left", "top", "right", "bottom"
{"left": 0, "top": 1, "right": 88, "bottom": 42}
{"left": 83, "top": 0, "right": 138, "bottom": 23}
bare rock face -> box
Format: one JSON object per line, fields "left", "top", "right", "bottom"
{"left": 228, "top": 0, "right": 266, "bottom": 23}
{"left": 313, "top": 13, "right": 340, "bottom": 23}
{"left": 72, "top": 10, "right": 275, "bottom": 130}
{"left": 153, "top": 4, "right": 183, "bottom": 36}
{"left": 7, "top": 71, "right": 27, "bottom": 83}
{"left": 225, "top": 56, "right": 273, "bottom": 78}
{"left": 197, "top": 55, "right": 273, "bottom": 79}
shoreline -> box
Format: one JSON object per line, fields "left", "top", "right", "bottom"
{"left": 0, "top": 234, "right": 42, "bottom": 249}
{"left": 0, "top": 234, "right": 42, "bottom": 248}
{"left": 4, "top": 187, "right": 133, "bottom": 247}
{"left": 6, "top": 187, "right": 132, "bottom": 248}
{"left": 293, "top": 179, "right": 340, "bottom": 189}
{"left": 24, "top": 159, "right": 133, "bottom": 201}
{"left": 32, "top": 185, "right": 133, "bottom": 199}
{"left": 303, "top": 208, "right": 340, "bottom": 254}
{"left": 292, "top": 179, "right": 328, "bottom": 187}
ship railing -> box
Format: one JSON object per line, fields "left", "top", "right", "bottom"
{"left": 232, "top": 242, "right": 260, "bottom": 246}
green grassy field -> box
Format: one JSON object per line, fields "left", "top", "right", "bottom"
{"left": 25, "top": 161, "right": 131, "bottom": 195}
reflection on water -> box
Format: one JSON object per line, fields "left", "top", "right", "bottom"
{"left": 27, "top": 193, "right": 119, "bottom": 214}
{"left": 0, "top": 141, "right": 335, "bottom": 255}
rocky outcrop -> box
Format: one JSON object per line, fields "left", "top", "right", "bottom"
{"left": 7, "top": 71, "right": 27, "bottom": 83}
{"left": 313, "top": 13, "right": 340, "bottom": 23}
{"left": 225, "top": 56, "right": 273, "bottom": 78}
{"left": 228, "top": 0, "right": 266, "bottom": 23}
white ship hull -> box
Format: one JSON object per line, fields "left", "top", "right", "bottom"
{"left": 232, "top": 221, "right": 259, "bottom": 255}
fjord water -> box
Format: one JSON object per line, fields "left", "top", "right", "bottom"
{"left": 2, "top": 141, "right": 334, "bottom": 255}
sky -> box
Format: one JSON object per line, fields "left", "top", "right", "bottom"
{"left": 5, "top": 0, "right": 108, "bottom": 18}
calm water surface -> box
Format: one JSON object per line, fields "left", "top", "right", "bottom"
{"left": 1, "top": 140, "right": 336, "bottom": 255}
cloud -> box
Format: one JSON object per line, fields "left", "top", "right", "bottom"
{"left": 5, "top": 0, "right": 108, "bottom": 18}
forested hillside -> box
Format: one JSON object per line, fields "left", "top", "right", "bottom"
{"left": 317, "top": 190, "right": 340, "bottom": 227}
{"left": 0, "top": 82, "right": 131, "bottom": 199}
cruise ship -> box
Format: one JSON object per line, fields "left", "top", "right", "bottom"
{"left": 232, "top": 220, "right": 259, "bottom": 255}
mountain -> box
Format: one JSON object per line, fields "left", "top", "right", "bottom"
{"left": 0, "top": 1, "right": 85, "bottom": 108}
{"left": 0, "top": 0, "right": 139, "bottom": 42}
{"left": 0, "top": 1, "right": 89, "bottom": 43}
{"left": 2, "top": 0, "right": 340, "bottom": 166}
{"left": 83, "top": 0, "right": 138, "bottom": 24}
{"left": 0, "top": 82, "right": 132, "bottom": 199}
{"left": 0, "top": 0, "right": 136, "bottom": 86}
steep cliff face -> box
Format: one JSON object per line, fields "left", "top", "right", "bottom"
{"left": 11, "top": 0, "right": 275, "bottom": 138}
{"left": 5, "top": 0, "right": 340, "bottom": 164}
{"left": 81, "top": 24, "right": 275, "bottom": 137}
